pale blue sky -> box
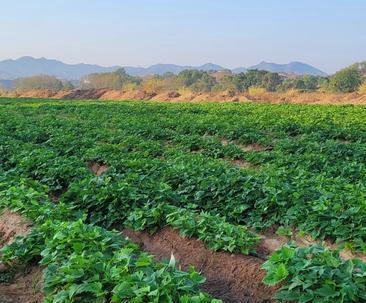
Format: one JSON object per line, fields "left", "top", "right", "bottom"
{"left": 1, "top": 0, "right": 365, "bottom": 73}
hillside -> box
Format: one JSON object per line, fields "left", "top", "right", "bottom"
{"left": 248, "top": 61, "right": 327, "bottom": 76}
{"left": 124, "top": 63, "right": 225, "bottom": 76}
{"left": 0, "top": 57, "right": 328, "bottom": 80}
{"left": 0, "top": 56, "right": 119, "bottom": 80}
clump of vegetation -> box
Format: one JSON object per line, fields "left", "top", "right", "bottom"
{"left": 359, "top": 82, "right": 366, "bottom": 93}
{"left": 0, "top": 177, "right": 220, "bottom": 303}
{"left": 262, "top": 245, "right": 366, "bottom": 302}
{"left": 279, "top": 75, "right": 322, "bottom": 92}
{"left": 81, "top": 68, "right": 141, "bottom": 90}
{"left": 14, "top": 75, "right": 73, "bottom": 91}
{"left": 126, "top": 203, "right": 260, "bottom": 254}
{"left": 329, "top": 67, "right": 362, "bottom": 93}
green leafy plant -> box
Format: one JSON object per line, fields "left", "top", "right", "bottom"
{"left": 126, "top": 203, "right": 260, "bottom": 255}
{"left": 262, "top": 245, "right": 366, "bottom": 302}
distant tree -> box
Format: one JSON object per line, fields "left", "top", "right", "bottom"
{"left": 350, "top": 61, "right": 366, "bottom": 76}
{"left": 142, "top": 76, "right": 165, "bottom": 93}
{"left": 82, "top": 68, "right": 141, "bottom": 90}
{"left": 279, "top": 75, "right": 325, "bottom": 92}
{"left": 14, "top": 75, "right": 64, "bottom": 91}
{"left": 213, "top": 75, "right": 238, "bottom": 92}
{"left": 301, "top": 75, "right": 319, "bottom": 91}
{"left": 230, "top": 73, "right": 249, "bottom": 92}
{"left": 329, "top": 68, "right": 362, "bottom": 93}
{"left": 62, "top": 81, "right": 75, "bottom": 90}
{"left": 262, "top": 72, "right": 283, "bottom": 92}
{"left": 218, "top": 70, "right": 282, "bottom": 92}
{"left": 244, "top": 70, "right": 269, "bottom": 88}
{"left": 160, "top": 72, "right": 175, "bottom": 79}
{"left": 176, "top": 70, "right": 217, "bottom": 92}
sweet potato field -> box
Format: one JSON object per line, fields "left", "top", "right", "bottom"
{"left": 1, "top": 97, "right": 366, "bottom": 302}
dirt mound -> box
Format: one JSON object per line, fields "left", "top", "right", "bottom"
{"left": 2, "top": 88, "right": 366, "bottom": 105}
{"left": 123, "top": 227, "right": 276, "bottom": 303}
{"left": 151, "top": 91, "right": 181, "bottom": 101}
{"left": 0, "top": 211, "right": 31, "bottom": 248}
{"left": 62, "top": 88, "right": 110, "bottom": 99}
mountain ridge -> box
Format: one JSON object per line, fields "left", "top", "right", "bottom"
{"left": 0, "top": 56, "right": 327, "bottom": 80}
{"left": 247, "top": 61, "right": 327, "bottom": 76}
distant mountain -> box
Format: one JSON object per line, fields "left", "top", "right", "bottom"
{"left": 0, "top": 70, "right": 14, "bottom": 79}
{"left": 247, "top": 61, "right": 327, "bottom": 76}
{"left": 0, "top": 57, "right": 226, "bottom": 79}
{"left": 0, "top": 56, "right": 119, "bottom": 80}
{"left": 0, "top": 56, "right": 327, "bottom": 80}
{"left": 231, "top": 67, "right": 247, "bottom": 74}
{"left": 0, "top": 79, "right": 13, "bottom": 89}
{"left": 125, "top": 63, "right": 225, "bottom": 76}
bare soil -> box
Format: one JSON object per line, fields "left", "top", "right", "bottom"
{"left": 0, "top": 266, "right": 43, "bottom": 303}
{"left": 229, "top": 159, "right": 256, "bottom": 169}
{"left": 2, "top": 88, "right": 366, "bottom": 105}
{"left": 48, "top": 186, "right": 68, "bottom": 203}
{"left": 241, "top": 144, "right": 272, "bottom": 152}
{"left": 0, "top": 211, "right": 31, "bottom": 247}
{"left": 88, "top": 162, "right": 109, "bottom": 176}
{"left": 123, "top": 227, "right": 276, "bottom": 303}
{"left": 0, "top": 210, "right": 43, "bottom": 303}
{"left": 216, "top": 137, "right": 271, "bottom": 153}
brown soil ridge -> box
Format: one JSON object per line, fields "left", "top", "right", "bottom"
{"left": 1, "top": 88, "right": 366, "bottom": 105}
{"left": 0, "top": 210, "right": 43, "bottom": 303}
{"left": 0, "top": 210, "right": 31, "bottom": 248}
{"left": 123, "top": 227, "right": 276, "bottom": 303}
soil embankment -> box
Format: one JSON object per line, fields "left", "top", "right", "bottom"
{"left": 1, "top": 88, "right": 366, "bottom": 104}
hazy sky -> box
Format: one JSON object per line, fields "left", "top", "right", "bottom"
{"left": 1, "top": 0, "right": 365, "bottom": 73}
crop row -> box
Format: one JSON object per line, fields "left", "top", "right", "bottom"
{"left": 1, "top": 98, "right": 366, "bottom": 302}
{"left": 0, "top": 174, "right": 220, "bottom": 302}
{"left": 1, "top": 100, "right": 366, "bottom": 250}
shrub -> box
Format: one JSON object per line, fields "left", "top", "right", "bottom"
{"left": 358, "top": 82, "right": 366, "bottom": 94}
{"left": 82, "top": 68, "right": 141, "bottom": 90}
{"left": 248, "top": 86, "right": 266, "bottom": 96}
{"left": 14, "top": 75, "right": 64, "bottom": 91}
{"left": 142, "top": 76, "right": 166, "bottom": 93}
{"left": 329, "top": 68, "right": 362, "bottom": 93}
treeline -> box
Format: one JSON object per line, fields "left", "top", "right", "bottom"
{"left": 81, "top": 68, "right": 323, "bottom": 93}
{"left": 80, "top": 64, "right": 366, "bottom": 94}
{"left": 3, "top": 62, "right": 366, "bottom": 94}
{"left": 12, "top": 75, "right": 74, "bottom": 91}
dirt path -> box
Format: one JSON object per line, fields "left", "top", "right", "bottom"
{"left": 123, "top": 227, "right": 276, "bottom": 303}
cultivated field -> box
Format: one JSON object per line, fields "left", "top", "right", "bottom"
{"left": 1, "top": 97, "right": 366, "bottom": 302}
